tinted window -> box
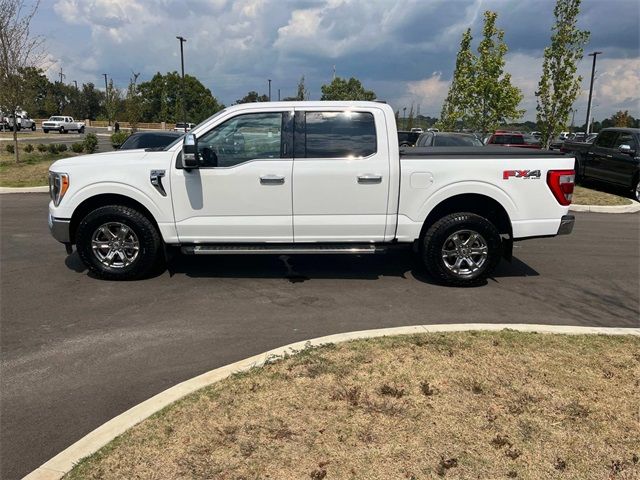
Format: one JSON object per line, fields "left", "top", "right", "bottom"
{"left": 613, "top": 133, "right": 636, "bottom": 150}
{"left": 492, "top": 135, "right": 524, "bottom": 145}
{"left": 416, "top": 133, "right": 434, "bottom": 146}
{"left": 434, "top": 135, "right": 482, "bottom": 146}
{"left": 305, "top": 112, "right": 376, "bottom": 158}
{"left": 121, "top": 133, "right": 181, "bottom": 150}
{"left": 594, "top": 131, "right": 617, "bottom": 148}
{"left": 197, "top": 112, "right": 282, "bottom": 168}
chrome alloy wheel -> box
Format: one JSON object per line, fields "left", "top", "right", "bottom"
{"left": 91, "top": 222, "right": 140, "bottom": 268}
{"left": 441, "top": 229, "right": 489, "bottom": 277}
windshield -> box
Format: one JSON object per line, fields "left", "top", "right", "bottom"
{"left": 163, "top": 109, "right": 228, "bottom": 151}
{"left": 49, "top": 116, "right": 64, "bottom": 121}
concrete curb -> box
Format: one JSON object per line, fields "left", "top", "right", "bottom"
{"left": 23, "top": 323, "right": 639, "bottom": 480}
{"left": 0, "top": 186, "right": 49, "bottom": 194}
{"left": 570, "top": 199, "right": 640, "bottom": 213}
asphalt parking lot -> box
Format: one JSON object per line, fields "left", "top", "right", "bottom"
{"left": 1, "top": 193, "right": 639, "bottom": 479}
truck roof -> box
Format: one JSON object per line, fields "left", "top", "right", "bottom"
{"left": 225, "top": 101, "right": 390, "bottom": 111}
{"left": 599, "top": 127, "right": 640, "bottom": 134}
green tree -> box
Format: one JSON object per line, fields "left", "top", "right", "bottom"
{"left": 138, "top": 72, "right": 223, "bottom": 124}
{"left": 438, "top": 28, "right": 474, "bottom": 130}
{"left": 235, "top": 91, "right": 269, "bottom": 104}
{"left": 282, "top": 75, "right": 309, "bottom": 101}
{"left": 125, "top": 73, "right": 142, "bottom": 131}
{"left": 406, "top": 103, "right": 415, "bottom": 130}
{"left": 320, "top": 76, "right": 376, "bottom": 101}
{"left": 103, "top": 79, "right": 121, "bottom": 125}
{"left": 610, "top": 110, "right": 632, "bottom": 127}
{"left": 468, "top": 11, "right": 524, "bottom": 135}
{"left": 76, "top": 83, "right": 104, "bottom": 120}
{"left": 536, "top": 0, "right": 589, "bottom": 148}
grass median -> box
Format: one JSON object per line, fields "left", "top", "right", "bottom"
{"left": 65, "top": 331, "right": 639, "bottom": 480}
{"left": 573, "top": 185, "right": 632, "bottom": 206}
{"left": 0, "top": 151, "right": 79, "bottom": 187}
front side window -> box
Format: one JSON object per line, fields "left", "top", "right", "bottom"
{"left": 304, "top": 111, "right": 376, "bottom": 158}
{"left": 197, "top": 112, "right": 283, "bottom": 167}
{"left": 613, "top": 133, "right": 636, "bottom": 150}
{"left": 594, "top": 131, "right": 617, "bottom": 148}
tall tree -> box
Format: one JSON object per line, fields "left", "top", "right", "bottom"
{"left": 406, "top": 103, "right": 415, "bottom": 130}
{"left": 104, "top": 79, "right": 121, "bottom": 125}
{"left": 283, "top": 75, "right": 309, "bottom": 101}
{"left": 320, "top": 76, "right": 376, "bottom": 101}
{"left": 125, "top": 73, "right": 142, "bottom": 131}
{"left": 468, "top": 11, "right": 523, "bottom": 135}
{"left": 610, "top": 110, "right": 632, "bottom": 127}
{"left": 235, "top": 91, "right": 269, "bottom": 104}
{"left": 0, "top": 0, "right": 44, "bottom": 162}
{"left": 536, "top": 0, "right": 589, "bottom": 148}
{"left": 438, "top": 28, "right": 474, "bottom": 130}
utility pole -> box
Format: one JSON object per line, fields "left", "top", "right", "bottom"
{"left": 402, "top": 107, "right": 407, "bottom": 130}
{"left": 278, "top": 88, "right": 280, "bottom": 101}
{"left": 102, "top": 73, "right": 109, "bottom": 126}
{"left": 585, "top": 51, "right": 602, "bottom": 134}
{"left": 332, "top": 65, "right": 336, "bottom": 80}
{"left": 268, "top": 79, "right": 271, "bottom": 101}
{"left": 176, "top": 36, "right": 187, "bottom": 130}
{"left": 73, "top": 80, "right": 78, "bottom": 90}
{"left": 59, "top": 67, "right": 65, "bottom": 84}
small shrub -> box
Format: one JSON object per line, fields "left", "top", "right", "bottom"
{"left": 5, "top": 144, "right": 14, "bottom": 154}
{"left": 110, "top": 131, "right": 129, "bottom": 149}
{"left": 57, "top": 143, "right": 68, "bottom": 152}
{"left": 37, "top": 143, "right": 47, "bottom": 153}
{"left": 47, "top": 143, "right": 58, "bottom": 154}
{"left": 71, "top": 142, "right": 84, "bottom": 153}
{"left": 83, "top": 133, "right": 98, "bottom": 153}
{"left": 23, "top": 143, "right": 34, "bottom": 153}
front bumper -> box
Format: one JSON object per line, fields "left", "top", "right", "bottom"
{"left": 557, "top": 214, "right": 575, "bottom": 235}
{"left": 49, "top": 213, "right": 71, "bottom": 243}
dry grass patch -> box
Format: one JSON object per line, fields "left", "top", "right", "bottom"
{"left": 573, "top": 185, "right": 632, "bottom": 206}
{"left": 65, "top": 331, "right": 640, "bottom": 480}
{"left": 0, "top": 150, "right": 77, "bottom": 187}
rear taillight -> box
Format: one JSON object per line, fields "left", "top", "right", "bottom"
{"left": 547, "top": 169, "right": 575, "bottom": 206}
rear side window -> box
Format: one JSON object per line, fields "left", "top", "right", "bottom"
{"left": 594, "top": 131, "right": 617, "bottom": 148}
{"left": 304, "top": 111, "right": 376, "bottom": 158}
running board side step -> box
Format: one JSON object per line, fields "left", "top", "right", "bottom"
{"left": 181, "top": 244, "right": 386, "bottom": 255}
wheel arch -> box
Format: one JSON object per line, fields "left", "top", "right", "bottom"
{"left": 69, "top": 193, "right": 160, "bottom": 244}
{"left": 418, "top": 193, "right": 513, "bottom": 242}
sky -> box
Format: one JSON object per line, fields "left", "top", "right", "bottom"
{"left": 29, "top": 0, "right": 640, "bottom": 122}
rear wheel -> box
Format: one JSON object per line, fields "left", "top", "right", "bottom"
{"left": 43, "top": 129, "right": 48, "bottom": 133}
{"left": 60, "top": 126, "right": 66, "bottom": 134}
{"left": 422, "top": 213, "right": 502, "bottom": 286}
{"left": 79, "top": 126, "right": 85, "bottom": 134}
{"left": 633, "top": 176, "right": 640, "bottom": 202}
{"left": 31, "top": 124, "right": 36, "bottom": 131}
{"left": 76, "top": 205, "right": 164, "bottom": 280}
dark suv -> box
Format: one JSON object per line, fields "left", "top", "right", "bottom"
{"left": 397, "top": 131, "right": 421, "bottom": 147}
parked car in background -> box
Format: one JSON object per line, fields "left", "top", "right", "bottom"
{"left": 531, "top": 131, "right": 542, "bottom": 139}
{"left": 486, "top": 132, "right": 542, "bottom": 149}
{"left": 118, "top": 131, "right": 183, "bottom": 150}
{"left": 523, "top": 134, "right": 542, "bottom": 147}
{"left": 415, "top": 131, "right": 483, "bottom": 147}
{"left": 42, "top": 116, "right": 85, "bottom": 134}
{"left": 7, "top": 113, "right": 36, "bottom": 131}
{"left": 397, "top": 130, "right": 421, "bottom": 147}
{"left": 410, "top": 127, "right": 424, "bottom": 133}
{"left": 174, "top": 122, "right": 196, "bottom": 132}
{"left": 561, "top": 127, "right": 639, "bottom": 200}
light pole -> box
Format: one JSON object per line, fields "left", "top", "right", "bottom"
{"left": 268, "top": 79, "right": 271, "bottom": 101}
{"left": 570, "top": 108, "right": 577, "bottom": 132}
{"left": 402, "top": 107, "right": 407, "bottom": 130}
{"left": 102, "top": 73, "right": 109, "bottom": 126}
{"left": 585, "top": 51, "right": 602, "bottom": 134}
{"left": 278, "top": 88, "right": 280, "bottom": 101}
{"left": 73, "top": 80, "right": 78, "bottom": 90}
{"left": 176, "top": 36, "right": 187, "bottom": 130}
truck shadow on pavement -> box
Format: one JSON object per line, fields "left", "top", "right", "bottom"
{"left": 65, "top": 249, "right": 540, "bottom": 286}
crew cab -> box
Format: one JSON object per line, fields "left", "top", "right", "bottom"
{"left": 47, "top": 101, "right": 576, "bottom": 286}
{"left": 561, "top": 127, "right": 639, "bottom": 201}
{"left": 42, "top": 116, "right": 85, "bottom": 134}
{"left": 6, "top": 113, "right": 36, "bottom": 131}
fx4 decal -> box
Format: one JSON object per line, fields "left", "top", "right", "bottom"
{"left": 503, "top": 169, "right": 541, "bottom": 180}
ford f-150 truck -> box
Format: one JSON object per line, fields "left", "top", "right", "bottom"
{"left": 561, "top": 127, "right": 639, "bottom": 201}
{"left": 42, "top": 116, "right": 85, "bottom": 134}
{"left": 47, "top": 101, "right": 576, "bottom": 286}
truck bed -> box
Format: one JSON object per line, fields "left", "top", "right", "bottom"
{"left": 400, "top": 146, "right": 569, "bottom": 158}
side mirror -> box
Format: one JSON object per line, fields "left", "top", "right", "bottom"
{"left": 618, "top": 144, "right": 635, "bottom": 155}
{"left": 181, "top": 133, "right": 200, "bottom": 169}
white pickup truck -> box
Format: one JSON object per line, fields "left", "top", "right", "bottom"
{"left": 48, "top": 101, "right": 575, "bottom": 286}
{"left": 42, "top": 116, "right": 85, "bottom": 134}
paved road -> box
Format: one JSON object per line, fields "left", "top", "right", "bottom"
{"left": 1, "top": 194, "right": 638, "bottom": 480}
{"left": 1, "top": 127, "right": 120, "bottom": 153}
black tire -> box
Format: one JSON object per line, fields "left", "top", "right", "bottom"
{"left": 43, "top": 129, "right": 48, "bottom": 133}
{"left": 76, "top": 205, "right": 164, "bottom": 280}
{"left": 60, "top": 126, "right": 66, "bottom": 134}
{"left": 31, "top": 124, "right": 36, "bottom": 131}
{"left": 633, "top": 176, "right": 640, "bottom": 203}
{"left": 421, "top": 212, "right": 502, "bottom": 286}
{"left": 79, "top": 126, "right": 85, "bottom": 134}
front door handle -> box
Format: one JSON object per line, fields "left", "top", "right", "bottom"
{"left": 260, "top": 175, "right": 285, "bottom": 185}
{"left": 357, "top": 174, "right": 382, "bottom": 184}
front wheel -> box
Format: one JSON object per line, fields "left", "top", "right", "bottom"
{"left": 78, "top": 126, "right": 85, "bottom": 134}
{"left": 421, "top": 213, "right": 502, "bottom": 286}
{"left": 31, "top": 124, "right": 36, "bottom": 131}
{"left": 76, "top": 205, "right": 164, "bottom": 280}
{"left": 633, "top": 176, "right": 640, "bottom": 203}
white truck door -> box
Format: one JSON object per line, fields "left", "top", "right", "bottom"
{"left": 170, "top": 110, "right": 294, "bottom": 243}
{"left": 292, "top": 108, "right": 390, "bottom": 242}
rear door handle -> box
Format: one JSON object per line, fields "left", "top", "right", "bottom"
{"left": 260, "top": 175, "right": 285, "bottom": 185}
{"left": 357, "top": 174, "right": 382, "bottom": 184}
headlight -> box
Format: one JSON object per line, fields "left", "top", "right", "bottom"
{"left": 49, "top": 172, "right": 69, "bottom": 206}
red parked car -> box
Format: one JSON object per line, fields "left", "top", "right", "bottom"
{"left": 486, "top": 132, "right": 542, "bottom": 149}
